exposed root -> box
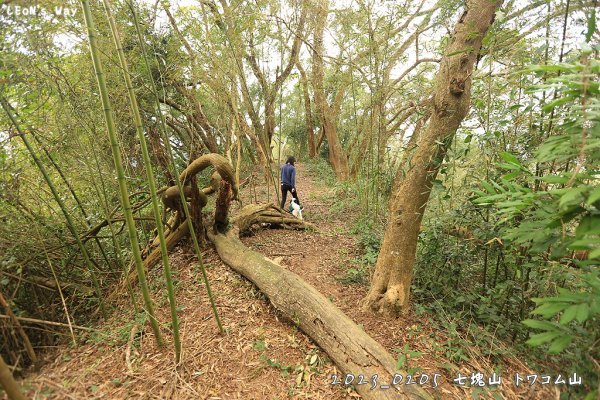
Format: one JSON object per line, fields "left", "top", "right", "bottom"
{"left": 232, "top": 203, "right": 312, "bottom": 233}
{"left": 362, "top": 286, "right": 409, "bottom": 317}
{"left": 179, "top": 154, "right": 238, "bottom": 199}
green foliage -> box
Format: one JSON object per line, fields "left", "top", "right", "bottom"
{"left": 259, "top": 355, "right": 293, "bottom": 377}
{"left": 522, "top": 270, "right": 599, "bottom": 356}
{"left": 393, "top": 344, "right": 424, "bottom": 375}
{"left": 336, "top": 266, "right": 369, "bottom": 285}
{"left": 474, "top": 53, "right": 600, "bottom": 394}
{"left": 337, "top": 216, "right": 382, "bottom": 285}
{"left": 84, "top": 312, "right": 146, "bottom": 347}
{"left": 253, "top": 340, "right": 267, "bottom": 352}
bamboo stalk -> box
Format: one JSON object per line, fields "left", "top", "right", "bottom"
{"left": 0, "top": 96, "right": 107, "bottom": 318}
{"left": 29, "top": 129, "right": 113, "bottom": 269}
{"left": 79, "top": 0, "right": 163, "bottom": 345}
{"left": 128, "top": 0, "right": 223, "bottom": 333}
{"left": 0, "top": 354, "right": 27, "bottom": 400}
{"left": 102, "top": 0, "right": 180, "bottom": 361}
{"left": 0, "top": 314, "right": 95, "bottom": 331}
{"left": 88, "top": 156, "right": 139, "bottom": 313}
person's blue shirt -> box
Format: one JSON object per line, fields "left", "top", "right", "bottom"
{"left": 281, "top": 163, "right": 296, "bottom": 187}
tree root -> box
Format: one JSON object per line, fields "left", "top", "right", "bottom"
{"left": 232, "top": 203, "right": 312, "bottom": 233}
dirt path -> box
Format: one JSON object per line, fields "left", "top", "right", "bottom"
{"left": 16, "top": 162, "right": 552, "bottom": 400}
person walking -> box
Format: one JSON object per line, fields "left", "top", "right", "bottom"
{"left": 280, "top": 156, "right": 300, "bottom": 210}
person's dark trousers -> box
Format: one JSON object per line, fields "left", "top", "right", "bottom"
{"left": 280, "top": 183, "right": 299, "bottom": 209}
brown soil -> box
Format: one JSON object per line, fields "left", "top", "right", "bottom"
{"left": 13, "top": 162, "right": 556, "bottom": 400}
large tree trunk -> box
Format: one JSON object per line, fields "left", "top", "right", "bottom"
{"left": 208, "top": 227, "right": 431, "bottom": 400}
{"left": 364, "top": 0, "right": 502, "bottom": 316}
{"left": 312, "top": 0, "right": 349, "bottom": 180}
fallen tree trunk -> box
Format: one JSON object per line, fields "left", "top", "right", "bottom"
{"left": 112, "top": 151, "right": 431, "bottom": 398}
{"left": 208, "top": 227, "right": 432, "bottom": 400}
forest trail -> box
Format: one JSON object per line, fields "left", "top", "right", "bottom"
{"left": 16, "top": 162, "right": 549, "bottom": 400}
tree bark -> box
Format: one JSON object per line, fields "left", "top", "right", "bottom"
{"left": 312, "top": 0, "right": 349, "bottom": 180}
{"left": 173, "top": 83, "right": 220, "bottom": 153}
{"left": 364, "top": 0, "right": 502, "bottom": 316}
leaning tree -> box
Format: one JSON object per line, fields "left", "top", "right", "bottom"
{"left": 363, "top": 0, "right": 503, "bottom": 316}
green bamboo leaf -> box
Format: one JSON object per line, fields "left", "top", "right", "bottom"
{"left": 575, "top": 303, "right": 590, "bottom": 323}
{"left": 540, "top": 175, "right": 569, "bottom": 184}
{"left": 500, "top": 152, "right": 520, "bottom": 165}
{"left": 497, "top": 162, "right": 520, "bottom": 171}
{"left": 522, "top": 319, "right": 558, "bottom": 330}
{"left": 570, "top": 238, "right": 599, "bottom": 250}
{"left": 548, "top": 335, "right": 572, "bottom": 354}
{"left": 586, "top": 185, "right": 600, "bottom": 205}
{"left": 586, "top": 7, "right": 596, "bottom": 43}
{"left": 557, "top": 288, "right": 591, "bottom": 302}
{"left": 558, "top": 187, "right": 587, "bottom": 211}
{"left": 559, "top": 305, "right": 579, "bottom": 325}
{"left": 589, "top": 247, "right": 600, "bottom": 259}
{"left": 526, "top": 331, "right": 562, "bottom": 346}
{"left": 542, "top": 96, "right": 574, "bottom": 111}
{"left": 576, "top": 216, "right": 600, "bottom": 238}
{"left": 501, "top": 171, "right": 522, "bottom": 181}
{"left": 396, "top": 354, "right": 406, "bottom": 369}
{"left": 531, "top": 302, "right": 568, "bottom": 318}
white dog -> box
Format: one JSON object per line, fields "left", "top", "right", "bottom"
{"left": 290, "top": 198, "right": 303, "bottom": 220}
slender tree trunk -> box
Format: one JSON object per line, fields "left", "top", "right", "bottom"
{"left": 296, "top": 62, "right": 316, "bottom": 157}
{"left": 312, "top": 0, "right": 349, "bottom": 179}
{"left": 363, "top": 0, "right": 502, "bottom": 316}
{"left": 174, "top": 83, "right": 220, "bottom": 153}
